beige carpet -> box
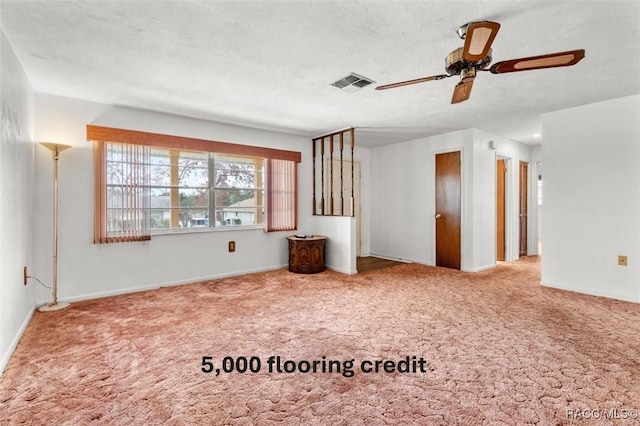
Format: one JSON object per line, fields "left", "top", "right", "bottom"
{"left": 1, "top": 257, "right": 639, "bottom": 425}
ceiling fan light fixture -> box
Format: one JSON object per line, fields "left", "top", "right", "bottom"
{"left": 461, "top": 67, "right": 476, "bottom": 82}
{"left": 446, "top": 47, "right": 492, "bottom": 75}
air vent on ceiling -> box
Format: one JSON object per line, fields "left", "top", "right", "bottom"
{"left": 331, "top": 73, "right": 376, "bottom": 92}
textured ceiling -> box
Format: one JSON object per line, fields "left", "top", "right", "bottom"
{"left": 2, "top": 0, "right": 639, "bottom": 147}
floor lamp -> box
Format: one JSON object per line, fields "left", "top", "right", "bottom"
{"left": 39, "top": 142, "right": 72, "bottom": 312}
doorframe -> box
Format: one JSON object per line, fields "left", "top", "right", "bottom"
{"left": 518, "top": 161, "right": 529, "bottom": 257}
{"left": 495, "top": 154, "right": 513, "bottom": 262}
{"left": 495, "top": 156, "right": 507, "bottom": 262}
{"left": 432, "top": 146, "right": 466, "bottom": 270}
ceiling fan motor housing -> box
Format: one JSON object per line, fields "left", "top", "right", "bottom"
{"left": 446, "top": 47, "right": 492, "bottom": 75}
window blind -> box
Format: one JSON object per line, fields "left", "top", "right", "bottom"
{"left": 266, "top": 158, "right": 297, "bottom": 232}
{"left": 94, "top": 141, "right": 152, "bottom": 243}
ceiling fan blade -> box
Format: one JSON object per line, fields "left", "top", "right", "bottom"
{"left": 451, "top": 79, "right": 474, "bottom": 104}
{"left": 462, "top": 21, "right": 500, "bottom": 62}
{"left": 489, "top": 49, "right": 585, "bottom": 74}
{"left": 375, "top": 74, "right": 450, "bottom": 90}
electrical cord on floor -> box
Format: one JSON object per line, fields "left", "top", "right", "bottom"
{"left": 28, "top": 275, "right": 52, "bottom": 289}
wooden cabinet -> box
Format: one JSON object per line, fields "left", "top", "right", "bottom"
{"left": 287, "top": 235, "right": 326, "bottom": 274}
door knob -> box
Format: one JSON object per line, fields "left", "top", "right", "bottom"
{"left": 435, "top": 213, "right": 442, "bottom": 219}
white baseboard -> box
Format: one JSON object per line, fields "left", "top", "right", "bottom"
{"left": 158, "top": 264, "right": 289, "bottom": 287}
{"left": 1, "top": 304, "right": 36, "bottom": 376}
{"left": 541, "top": 282, "right": 640, "bottom": 304}
{"left": 371, "top": 256, "right": 495, "bottom": 273}
{"left": 467, "top": 263, "right": 496, "bottom": 272}
{"left": 39, "top": 283, "right": 162, "bottom": 306}
{"left": 37, "top": 264, "right": 290, "bottom": 306}
{"left": 368, "top": 253, "right": 412, "bottom": 263}
{"left": 326, "top": 265, "right": 357, "bottom": 275}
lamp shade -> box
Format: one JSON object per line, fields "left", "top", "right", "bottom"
{"left": 40, "top": 142, "right": 72, "bottom": 155}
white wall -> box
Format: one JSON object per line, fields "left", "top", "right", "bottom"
{"left": 471, "top": 130, "right": 497, "bottom": 270}
{"left": 476, "top": 129, "right": 534, "bottom": 262}
{"left": 369, "top": 128, "right": 532, "bottom": 272}
{"left": 370, "top": 129, "right": 475, "bottom": 269}
{"left": 0, "top": 29, "right": 36, "bottom": 374}
{"left": 309, "top": 215, "right": 357, "bottom": 274}
{"left": 354, "top": 146, "right": 371, "bottom": 257}
{"left": 542, "top": 94, "right": 640, "bottom": 303}
{"left": 33, "top": 94, "right": 318, "bottom": 303}
{"left": 531, "top": 144, "right": 542, "bottom": 256}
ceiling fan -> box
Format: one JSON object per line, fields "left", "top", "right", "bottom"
{"left": 376, "top": 21, "right": 585, "bottom": 104}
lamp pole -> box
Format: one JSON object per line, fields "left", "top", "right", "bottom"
{"left": 39, "top": 142, "right": 72, "bottom": 312}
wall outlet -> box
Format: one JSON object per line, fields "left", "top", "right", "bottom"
{"left": 228, "top": 241, "right": 236, "bottom": 252}
{"left": 618, "top": 255, "right": 628, "bottom": 266}
{"left": 24, "top": 266, "right": 28, "bottom": 285}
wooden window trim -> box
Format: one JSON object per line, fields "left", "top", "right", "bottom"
{"left": 87, "top": 125, "right": 301, "bottom": 163}
{"left": 93, "top": 140, "right": 107, "bottom": 243}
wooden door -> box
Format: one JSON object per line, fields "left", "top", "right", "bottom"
{"left": 496, "top": 159, "right": 506, "bottom": 261}
{"left": 519, "top": 161, "right": 528, "bottom": 256}
{"left": 435, "top": 151, "right": 461, "bottom": 270}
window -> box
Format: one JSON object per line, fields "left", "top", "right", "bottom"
{"left": 89, "top": 125, "right": 300, "bottom": 243}
{"left": 147, "top": 148, "right": 210, "bottom": 230}
{"left": 213, "top": 154, "right": 264, "bottom": 228}
{"left": 116, "top": 148, "right": 263, "bottom": 231}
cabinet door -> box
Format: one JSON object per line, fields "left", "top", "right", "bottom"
{"left": 298, "top": 245, "right": 310, "bottom": 267}
{"left": 310, "top": 244, "right": 323, "bottom": 268}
